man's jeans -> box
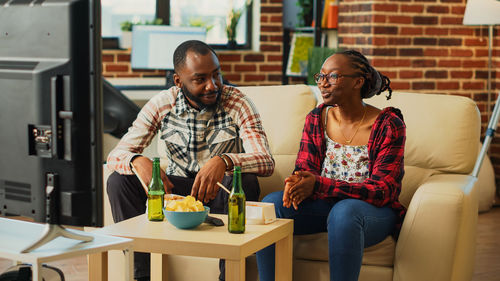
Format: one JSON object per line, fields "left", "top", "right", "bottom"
{"left": 256, "top": 191, "right": 396, "bottom": 281}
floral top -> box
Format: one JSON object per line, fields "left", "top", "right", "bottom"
{"left": 321, "top": 138, "right": 370, "bottom": 183}
{"left": 321, "top": 106, "right": 370, "bottom": 183}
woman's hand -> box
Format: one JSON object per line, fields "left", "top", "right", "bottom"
{"left": 288, "top": 171, "right": 316, "bottom": 210}
{"left": 283, "top": 173, "right": 301, "bottom": 208}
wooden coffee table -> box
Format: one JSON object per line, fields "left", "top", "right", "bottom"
{"left": 89, "top": 213, "right": 293, "bottom": 281}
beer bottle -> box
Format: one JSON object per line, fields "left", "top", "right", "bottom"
{"left": 148, "top": 157, "right": 165, "bottom": 221}
{"left": 228, "top": 166, "right": 245, "bottom": 233}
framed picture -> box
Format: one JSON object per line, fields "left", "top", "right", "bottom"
{"left": 286, "top": 32, "right": 314, "bottom": 77}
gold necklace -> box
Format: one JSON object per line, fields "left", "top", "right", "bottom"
{"left": 338, "top": 106, "right": 367, "bottom": 144}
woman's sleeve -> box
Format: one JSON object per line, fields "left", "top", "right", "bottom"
{"left": 294, "top": 110, "right": 323, "bottom": 175}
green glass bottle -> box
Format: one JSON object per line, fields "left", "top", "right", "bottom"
{"left": 228, "top": 166, "right": 245, "bottom": 233}
{"left": 148, "top": 157, "right": 165, "bottom": 221}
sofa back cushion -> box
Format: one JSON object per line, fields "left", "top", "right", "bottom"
{"left": 366, "top": 92, "right": 480, "bottom": 207}
{"left": 366, "top": 92, "right": 480, "bottom": 174}
{"left": 238, "top": 85, "right": 318, "bottom": 197}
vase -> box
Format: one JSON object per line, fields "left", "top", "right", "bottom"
{"left": 119, "top": 31, "right": 132, "bottom": 49}
{"left": 226, "top": 40, "right": 237, "bottom": 50}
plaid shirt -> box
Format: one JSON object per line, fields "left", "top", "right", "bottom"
{"left": 295, "top": 104, "right": 407, "bottom": 230}
{"left": 107, "top": 85, "right": 274, "bottom": 177}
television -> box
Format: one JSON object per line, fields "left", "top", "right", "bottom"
{"left": 0, "top": 0, "right": 103, "bottom": 233}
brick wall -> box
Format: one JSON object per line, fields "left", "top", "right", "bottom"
{"left": 338, "top": 0, "right": 500, "bottom": 182}
{"left": 102, "top": 0, "right": 284, "bottom": 86}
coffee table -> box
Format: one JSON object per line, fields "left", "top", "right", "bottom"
{"left": 88, "top": 213, "right": 293, "bottom": 281}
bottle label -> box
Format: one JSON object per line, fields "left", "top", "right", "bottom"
{"left": 148, "top": 194, "right": 164, "bottom": 221}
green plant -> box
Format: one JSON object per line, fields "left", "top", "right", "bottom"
{"left": 188, "top": 18, "right": 214, "bottom": 32}
{"left": 120, "top": 18, "right": 164, "bottom": 32}
{"left": 120, "top": 20, "right": 134, "bottom": 32}
{"left": 307, "top": 46, "right": 340, "bottom": 85}
{"left": 143, "top": 18, "right": 164, "bottom": 25}
{"left": 296, "top": 0, "right": 313, "bottom": 27}
{"left": 226, "top": 0, "right": 252, "bottom": 42}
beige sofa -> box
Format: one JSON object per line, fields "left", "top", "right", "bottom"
{"left": 102, "top": 84, "right": 495, "bottom": 281}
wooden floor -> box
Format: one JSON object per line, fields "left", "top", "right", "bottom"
{"left": 1, "top": 207, "right": 500, "bottom": 280}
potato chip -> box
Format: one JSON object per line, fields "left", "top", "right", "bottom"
{"left": 165, "top": 195, "right": 205, "bottom": 212}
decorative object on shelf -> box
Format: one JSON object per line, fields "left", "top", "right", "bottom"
{"left": 226, "top": 0, "right": 252, "bottom": 49}
{"left": 119, "top": 18, "right": 164, "bottom": 49}
{"left": 296, "top": 0, "right": 313, "bottom": 27}
{"left": 286, "top": 32, "right": 314, "bottom": 77}
{"left": 321, "top": 0, "right": 338, "bottom": 29}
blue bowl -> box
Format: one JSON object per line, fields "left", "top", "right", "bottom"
{"left": 164, "top": 206, "right": 210, "bottom": 229}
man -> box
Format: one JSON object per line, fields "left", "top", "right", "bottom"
{"left": 106, "top": 40, "right": 274, "bottom": 281}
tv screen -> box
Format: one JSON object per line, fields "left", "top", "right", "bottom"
{"left": 0, "top": 0, "right": 103, "bottom": 227}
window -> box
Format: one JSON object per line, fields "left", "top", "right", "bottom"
{"left": 101, "top": 0, "right": 253, "bottom": 49}
{"left": 169, "top": 0, "right": 252, "bottom": 48}
{"left": 101, "top": 0, "right": 156, "bottom": 38}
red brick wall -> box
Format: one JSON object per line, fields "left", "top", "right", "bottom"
{"left": 102, "top": 0, "right": 284, "bottom": 86}
{"left": 338, "top": 0, "right": 500, "bottom": 181}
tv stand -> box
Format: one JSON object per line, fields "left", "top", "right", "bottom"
{"left": 21, "top": 173, "right": 94, "bottom": 253}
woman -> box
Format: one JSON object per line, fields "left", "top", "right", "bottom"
{"left": 256, "top": 50, "right": 406, "bottom": 281}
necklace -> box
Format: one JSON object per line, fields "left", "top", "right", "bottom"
{"left": 338, "top": 106, "right": 367, "bottom": 144}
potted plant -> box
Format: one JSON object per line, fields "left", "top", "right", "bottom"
{"left": 119, "top": 20, "right": 134, "bottom": 49}
{"left": 296, "top": 0, "right": 313, "bottom": 27}
{"left": 225, "top": 0, "right": 251, "bottom": 49}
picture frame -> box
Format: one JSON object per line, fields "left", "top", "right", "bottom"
{"left": 286, "top": 32, "right": 314, "bottom": 77}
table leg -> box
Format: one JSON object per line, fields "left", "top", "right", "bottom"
{"left": 275, "top": 233, "right": 293, "bottom": 281}
{"left": 124, "top": 248, "right": 133, "bottom": 281}
{"left": 32, "top": 262, "right": 42, "bottom": 281}
{"left": 88, "top": 251, "right": 108, "bottom": 281}
{"left": 151, "top": 253, "right": 168, "bottom": 281}
{"left": 226, "top": 259, "right": 245, "bottom": 281}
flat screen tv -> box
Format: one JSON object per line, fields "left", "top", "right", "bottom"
{"left": 0, "top": 0, "right": 103, "bottom": 230}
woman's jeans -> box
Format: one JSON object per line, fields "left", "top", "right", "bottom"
{"left": 256, "top": 191, "right": 397, "bottom": 281}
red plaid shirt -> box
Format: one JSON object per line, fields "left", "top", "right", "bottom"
{"left": 295, "top": 104, "right": 407, "bottom": 231}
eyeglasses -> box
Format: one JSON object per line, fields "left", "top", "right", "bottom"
{"left": 314, "top": 73, "right": 360, "bottom": 84}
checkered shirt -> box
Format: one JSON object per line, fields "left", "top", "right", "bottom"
{"left": 106, "top": 85, "right": 274, "bottom": 178}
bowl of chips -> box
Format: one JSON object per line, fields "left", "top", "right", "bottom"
{"left": 164, "top": 195, "right": 209, "bottom": 229}
{"left": 164, "top": 194, "right": 185, "bottom": 207}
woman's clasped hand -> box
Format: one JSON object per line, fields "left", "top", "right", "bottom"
{"left": 282, "top": 171, "right": 315, "bottom": 210}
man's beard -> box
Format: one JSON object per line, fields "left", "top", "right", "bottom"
{"left": 181, "top": 85, "right": 221, "bottom": 110}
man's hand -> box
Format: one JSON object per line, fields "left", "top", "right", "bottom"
{"left": 191, "top": 156, "right": 226, "bottom": 203}
{"left": 284, "top": 171, "right": 315, "bottom": 210}
{"left": 131, "top": 156, "right": 174, "bottom": 194}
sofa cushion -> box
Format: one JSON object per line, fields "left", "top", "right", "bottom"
{"left": 236, "top": 85, "right": 318, "bottom": 198}
{"left": 294, "top": 233, "right": 395, "bottom": 267}
{"left": 399, "top": 165, "right": 435, "bottom": 208}
{"left": 367, "top": 92, "right": 480, "bottom": 175}
{"left": 238, "top": 85, "right": 317, "bottom": 156}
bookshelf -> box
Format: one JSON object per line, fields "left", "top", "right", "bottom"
{"left": 282, "top": 0, "right": 338, "bottom": 84}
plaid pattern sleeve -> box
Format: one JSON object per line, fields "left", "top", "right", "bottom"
{"left": 222, "top": 87, "right": 275, "bottom": 176}
{"left": 106, "top": 89, "right": 177, "bottom": 175}
{"left": 295, "top": 105, "right": 407, "bottom": 228}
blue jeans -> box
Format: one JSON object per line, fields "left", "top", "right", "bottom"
{"left": 256, "top": 191, "right": 396, "bottom": 281}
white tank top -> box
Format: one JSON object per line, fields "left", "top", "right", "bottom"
{"left": 321, "top": 107, "right": 370, "bottom": 183}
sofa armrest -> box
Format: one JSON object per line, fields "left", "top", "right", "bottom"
{"left": 394, "top": 174, "right": 478, "bottom": 281}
